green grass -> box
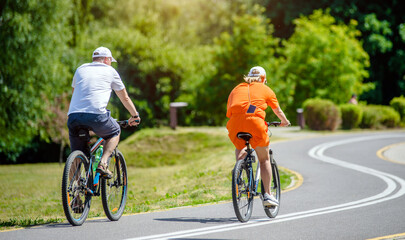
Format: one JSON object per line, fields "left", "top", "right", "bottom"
{"left": 0, "top": 126, "right": 295, "bottom": 230}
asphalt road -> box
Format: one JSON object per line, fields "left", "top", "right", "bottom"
{"left": 2, "top": 130, "right": 405, "bottom": 240}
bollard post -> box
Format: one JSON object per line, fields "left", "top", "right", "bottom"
{"left": 296, "top": 108, "right": 305, "bottom": 130}
{"left": 170, "top": 107, "right": 177, "bottom": 129}
{"left": 169, "top": 102, "right": 188, "bottom": 130}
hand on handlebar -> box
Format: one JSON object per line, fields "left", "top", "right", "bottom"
{"left": 128, "top": 115, "right": 141, "bottom": 126}
{"left": 280, "top": 120, "right": 291, "bottom": 127}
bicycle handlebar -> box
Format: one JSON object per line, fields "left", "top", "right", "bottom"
{"left": 267, "top": 121, "right": 281, "bottom": 127}
{"left": 266, "top": 121, "right": 291, "bottom": 127}
{"left": 117, "top": 119, "right": 140, "bottom": 128}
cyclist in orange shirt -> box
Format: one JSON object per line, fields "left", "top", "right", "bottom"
{"left": 226, "top": 66, "right": 290, "bottom": 207}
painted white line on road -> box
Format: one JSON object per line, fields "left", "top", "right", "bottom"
{"left": 128, "top": 134, "right": 405, "bottom": 240}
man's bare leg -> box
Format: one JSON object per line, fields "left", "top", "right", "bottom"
{"left": 100, "top": 134, "right": 120, "bottom": 166}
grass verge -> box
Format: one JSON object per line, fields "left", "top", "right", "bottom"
{"left": 0, "top": 126, "right": 295, "bottom": 230}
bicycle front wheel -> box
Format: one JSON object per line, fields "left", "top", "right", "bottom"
{"left": 101, "top": 150, "right": 128, "bottom": 221}
{"left": 262, "top": 159, "right": 281, "bottom": 218}
{"left": 232, "top": 159, "right": 254, "bottom": 222}
{"left": 61, "top": 150, "right": 92, "bottom": 226}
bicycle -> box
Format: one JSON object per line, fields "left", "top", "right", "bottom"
{"left": 231, "top": 121, "right": 282, "bottom": 222}
{"left": 61, "top": 120, "right": 133, "bottom": 226}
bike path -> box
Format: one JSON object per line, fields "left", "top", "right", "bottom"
{"left": 2, "top": 128, "right": 405, "bottom": 240}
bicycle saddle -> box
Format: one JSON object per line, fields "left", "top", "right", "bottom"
{"left": 237, "top": 132, "right": 252, "bottom": 141}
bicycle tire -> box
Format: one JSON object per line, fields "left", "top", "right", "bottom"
{"left": 101, "top": 149, "right": 128, "bottom": 221}
{"left": 61, "top": 150, "right": 92, "bottom": 226}
{"left": 232, "top": 159, "right": 254, "bottom": 222}
{"left": 262, "top": 159, "right": 281, "bottom": 218}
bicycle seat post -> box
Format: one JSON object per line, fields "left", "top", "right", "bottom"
{"left": 237, "top": 132, "right": 253, "bottom": 156}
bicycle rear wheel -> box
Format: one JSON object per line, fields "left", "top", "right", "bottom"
{"left": 61, "top": 150, "right": 92, "bottom": 226}
{"left": 232, "top": 159, "right": 254, "bottom": 222}
{"left": 262, "top": 159, "right": 281, "bottom": 218}
{"left": 101, "top": 150, "right": 128, "bottom": 221}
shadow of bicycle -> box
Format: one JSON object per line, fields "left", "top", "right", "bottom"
{"left": 154, "top": 216, "right": 263, "bottom": 224}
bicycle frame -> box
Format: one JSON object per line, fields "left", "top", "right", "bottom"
{"left": 90, "top": 137, "right": 105, "bottom": 154}
{"left": 84, "top": 137, "right": 105, "bottom": 196}
{"left": 232, "top": 121, "right": 282, "bottom": 222}
{"left": 244, "top": 135, "right": 277, "bottom": 197}
{"left": 244, "top": 146, "right": 262, "bottom": 197}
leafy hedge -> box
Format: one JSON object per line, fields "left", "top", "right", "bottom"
{"left": 360, "top": 105, "right": 400, "bottom": 129}
{"left": 303, "top": 98, "right": 340, "bottom": 131}
{"left": 390, "top": 96, "right": 405, "bottom": 123}
{"left": 340, "top": 104, "right": 363, "bottom": 129}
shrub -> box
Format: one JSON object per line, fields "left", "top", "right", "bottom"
{"left": 360, "top": 105, "right": 400, "bottom": 129}
{"left": 360, "top": 106, "right": 379, "bottom": 128}
{"left": 340, "top": 104, "right": 363, "bottom": 129}
{"left": 390, "top": 96, "right": 405, "bottom": 123}
{"left": 303, "top": 99, "right": 341, "bottom": 131}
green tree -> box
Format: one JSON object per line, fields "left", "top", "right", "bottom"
{"left": 0, "top": 0, "right": 73, "bottom": 160}
{"left": 196, "top": 7, "right": 280, "bottom": 125}
{"left": 260, "top": 0, "right": 405, "bottom": 105}
{"left": 82, "top": 20, "right": 213, "bottom": 127}
{"left": 280, "top": 10, "right": 371, "bottom": 113}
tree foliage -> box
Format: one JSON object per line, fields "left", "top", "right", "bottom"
{"left": 280, "top": 10, "right": 371, "bottom": 113}
{"left": 0, "top": 0, "right": 73, "bottom": 160}
{"left": 1, "top": 0, "right": 402, "bottom": 162}
{"left": 196, "top": 6, "right": 280, "bottom": 125}
{"left": 261, "top": 0, "right": 405, "bottom": 104}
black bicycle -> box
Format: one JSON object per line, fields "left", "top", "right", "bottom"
{"left": 231, "top": 121, "right": 281, "bottom": 222}
{"left": 61, "top": 120, "right": 131, "bottom": 226}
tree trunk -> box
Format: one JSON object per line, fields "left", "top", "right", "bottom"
{"left": 59, "top": 139, "right": 64, "bottom": 165}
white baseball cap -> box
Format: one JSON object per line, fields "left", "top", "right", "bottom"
{"left": 92, "top": 47, "right": 117, "bottom": 62}
{"left": 247, "top": 66, "right": 266, "bottom": 78}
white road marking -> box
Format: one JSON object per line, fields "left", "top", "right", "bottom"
{"left": 128, "top": 134, "right": 405, "bottom": 240}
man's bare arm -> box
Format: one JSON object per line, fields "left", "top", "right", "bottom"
{"left": 115, "top": 88, "right": 140, "bottom": 126}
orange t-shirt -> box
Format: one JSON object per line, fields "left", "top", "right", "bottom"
{"left": 226, "top": 82, "right": 279, "bottom": 150}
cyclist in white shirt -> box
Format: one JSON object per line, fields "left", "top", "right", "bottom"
{"left": 67, "top": 46, "right": 140, "bottom": 178}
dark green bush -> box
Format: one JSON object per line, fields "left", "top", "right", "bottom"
{"left": 360, "top": 105, "right": 400, "bottom": 129}
{"left": 390, "top": 96, "right": 405, "bottom": 123}
{"left": 340, "top": 104, "right": 363, "bottom": 129}
{"left": 303, "top": 98, "right": 341, "bottom": 131}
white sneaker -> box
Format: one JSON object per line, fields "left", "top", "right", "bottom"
{"left": 263, "top": 193, "right": 279, "bottom": 207}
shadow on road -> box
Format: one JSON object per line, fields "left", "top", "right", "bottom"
{"left": 154, "top": 217, "right": 237, "bottom": 224}
{"left": 154, "top": 216, "right": 264, "bottom": 224}
{"left": 40, "top": 218, "right": 110, "bottom": 229}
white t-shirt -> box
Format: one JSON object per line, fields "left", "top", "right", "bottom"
{"left": 68, "top": 62, "right": 125, "bottom": 115}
